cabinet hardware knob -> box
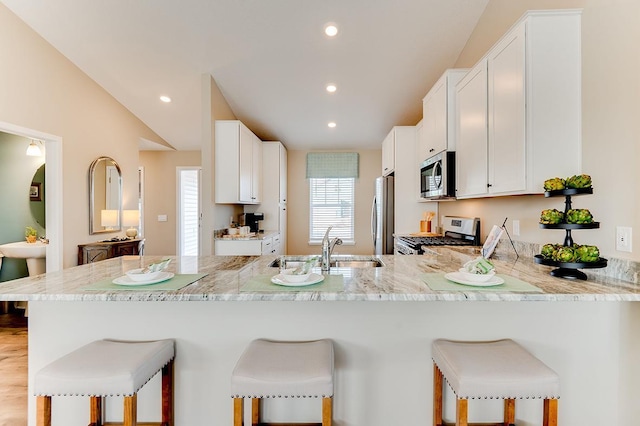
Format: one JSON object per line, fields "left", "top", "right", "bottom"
{"left": 487, "top": 183, "right": 493, "bottom": 187}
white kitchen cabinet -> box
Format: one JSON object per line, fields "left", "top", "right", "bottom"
{"left": 214, "top": 234, "right": 278, "bottom": 256}
{"left": 455, "top": 61, "right": 489, "bottom": 198}
{"left": 245, "top": 141, "right": 287, "bottom": 254}
{"left": 455, "top": 10, "right": 582, "bottom": 199}
{"left": 215, "top": 120, "right": 262, "bottom": 204}
{"left": 388, "top": 125, "right": 437, "bottom": 234}
{"left": 381, "top": 130, "right": 395, "bottom": 176}
{"left": 419, "top": 69, "right": 467, "bottom": 159}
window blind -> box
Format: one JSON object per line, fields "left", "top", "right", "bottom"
{"left": 306, "top": 152, "right": 359, "bottom": 178}
{"left": 309, "top": 178, "right": 355, "bottom": 244}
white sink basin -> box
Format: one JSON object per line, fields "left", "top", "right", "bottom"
{"left": 0, "top": 241, "right": 47, "bottom": 276}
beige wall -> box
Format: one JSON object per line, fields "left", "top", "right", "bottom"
{"left": 139, "top": 150, "right": 201, "bottom": 255}
{"left": 287, "top": 149, "right": 380, "bottom": 255}
{"left": 0, "top": 4, "right": 169, "bottom": 268}
{"left": 440, "top": 0, "right": 640, "bottom": 261}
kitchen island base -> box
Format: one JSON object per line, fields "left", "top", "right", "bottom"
{"left": 27, "top": 300, "right": 640, "bottom": 426}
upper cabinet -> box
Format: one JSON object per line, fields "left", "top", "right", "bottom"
{"left": 215, "top": 120, "right": 262, "bottom": 204}
{"left": 419, "top": 69, "right": 468, "bottom": 160}
{"left": 455, "top": 10, "right": 582, "bottom": 199}
{"left": 381, "top": 130, "right": 395, "bottom": 176}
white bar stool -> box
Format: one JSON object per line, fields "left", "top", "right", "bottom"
{"left": 432, "top": 339, "right": 560, "bottom": 426}
{"left": 231, "top": 338, "right": 334, "bottom": 426}
{"left": 34, "top": 338, "right": 175, "bottom": 426}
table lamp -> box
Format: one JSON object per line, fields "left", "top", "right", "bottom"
{"left": 123, "top": 210, "right": 140, "bottom": 238}
{"left": 101, "top": 210, "right": 119, "bottom": 231}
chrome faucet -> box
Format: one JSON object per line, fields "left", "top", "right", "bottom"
{"left": 321, "top": 226, "right": 343, "bottom": 272}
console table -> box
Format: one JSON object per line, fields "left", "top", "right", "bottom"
{"left": 77, "top": 239, "right": 142, "bottom": 265}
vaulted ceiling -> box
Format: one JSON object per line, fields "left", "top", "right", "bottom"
{"left": 1, "top": 0, "right": 489, "bottom": 151}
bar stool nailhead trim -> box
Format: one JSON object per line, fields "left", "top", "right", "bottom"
{"left": 34, "top": 338, "right": 175, "bottom": 426}
{"left": 231, "top": 338, "right": 334, "bottom": 426}
{"left": 432, "top": 338, "right": 560, "bottom": 426}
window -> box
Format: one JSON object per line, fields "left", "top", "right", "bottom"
{"left": 309, "top": 177, "right": 355, "bottom": 244}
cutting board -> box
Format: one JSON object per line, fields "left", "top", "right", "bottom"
{"left": 409, "top": 232, "right": 442, "bottom": 237}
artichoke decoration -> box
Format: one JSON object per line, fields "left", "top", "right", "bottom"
{"left": 540, "top": 209, "right": 564, "bottom": 225}
{"left": 565, "top": 209, "right": 594, "bottom": 224}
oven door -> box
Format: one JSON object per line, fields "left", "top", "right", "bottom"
{"left": 420, "top": 154, "right": 443, "bottom": 198}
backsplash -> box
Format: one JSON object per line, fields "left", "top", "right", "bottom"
{"left": 493, "top": 239, "right": 640, "bottom": 285}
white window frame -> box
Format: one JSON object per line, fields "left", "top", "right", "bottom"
{"left": 308, "top": 177, "right": 355, "bottom": 245}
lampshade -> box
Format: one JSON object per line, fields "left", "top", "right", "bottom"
{"left": 26, "top": 140, "right": 42, "bottom": 156}
{"left": 101, "top": 209, "right": 119, "bottom": 229}
{"left": 123, "top": 209, "right": 140, "bottom": 238}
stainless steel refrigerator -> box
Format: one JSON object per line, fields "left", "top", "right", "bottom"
{"left": 371, "top": 176, "right": 394, "bottom": 255}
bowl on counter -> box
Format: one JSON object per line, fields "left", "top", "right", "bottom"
{"left": 280, "top": 268, "right": 312, "bottom": 283}
{"left": 126, "top": 268, "right": 164, "bottom": 282}
{"left": 457, "top": 269, "right": 496, "bottom": 283}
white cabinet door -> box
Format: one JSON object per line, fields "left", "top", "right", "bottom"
{"left": 215, "top": 120, "right": 263, "bottom": 204}
{"left": 487, "top": 23, "right": 526, "bottom": 195}
{"left": 251, "top": 134, "right": 262, "bottom": 203}
{"left": 420, "top": 69, "right": 468, "bottom": 160}
{"left": 422, "top": 77, "right": 446, "bottom": 157}
{"left": 455, "top": 61, "right": 488, "bottom": 198}
{"left": 238, "top": 124, "right": 254, "bottom": 203}
{"left": 381, "top": 130, "right": 395, "bottom": 176}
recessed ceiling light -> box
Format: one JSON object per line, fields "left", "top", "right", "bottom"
{"left": 160, "top": 95, "right": 172, "bottom": 103}
{"left": 324, "top": 24, "right": 338, "bottom": 37}
{"left": 326, "top": 84, "right": 337, "bottom": 93}
{"left": 328, "top": 122, "right": 337, "bottom": 128}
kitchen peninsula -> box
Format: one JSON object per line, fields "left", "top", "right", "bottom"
{"left": 4, "top": 250, "right": 640, "bottom": 425}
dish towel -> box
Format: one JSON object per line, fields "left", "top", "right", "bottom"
{"left": 421, "top": 273, "right": 543, "bottom": 292}
{"left": 83, "top": 273, "right": 208, "bottom": 291}
{"left": 241, "top": 274, "right": 344, "bottom": 292}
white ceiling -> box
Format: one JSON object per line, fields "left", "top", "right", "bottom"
{"left": 1, "top": 0, "right": 489, "bottom": 151}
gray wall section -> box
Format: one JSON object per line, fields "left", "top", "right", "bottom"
{"left": 0, "top": 132, "right": 45, "bottom": 282}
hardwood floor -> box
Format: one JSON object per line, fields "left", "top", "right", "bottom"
{"left": 0, "top": 310, "right": 28, "bottom": 426}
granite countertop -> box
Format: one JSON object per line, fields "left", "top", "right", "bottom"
{"left": 1, "top": 248, "right": 639, "bottom": 302}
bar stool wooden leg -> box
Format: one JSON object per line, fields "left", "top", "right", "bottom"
{"left": 251, "top": 398, "right": 260, "bottom": 426}
{"left": 503, "top": 398, "right": 515, "bottom": 425}
{"left": 233, "top": 398, "right": 243, "bottom": 426}
{"left": 161, "top": 360, "right": 174, "bottom": 426}
{"left": 123, "top": 394, "right": 137, "bottom": 426}
{"left": 543, "top": 398, "right": 558, "bottom": 426}
{"left": 322, "top": 397, "right": 332, "bottom": 426}
{"left": 90, "top": 396, "right": 102, "bottom": 426}
{"left": 36, "top": 396, "right": 52, "bottom": 426}
{"left": 433, "top": 364, "right": 443, "bottom": 426}
{"left": 456, "top": 398, "right": 468, "bottom": 426}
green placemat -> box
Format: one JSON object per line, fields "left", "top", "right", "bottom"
{"left": 421, "top": 273, "right": 543, "bottom": 293}
{"left": 241, "top": 274, "right": 344, "bottom": 292}
{"left": 83, "top": 273, "right": 208, "bottom": 291}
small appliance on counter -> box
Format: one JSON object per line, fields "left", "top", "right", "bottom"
{"left": 244, "top": 212, "right": 264, "bottom": 233}
{"left": 394, "top": 216, "right": 480, "bottom": 255}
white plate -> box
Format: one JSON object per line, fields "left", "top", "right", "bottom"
{"left": 112, "top": 272, "right": 174, "bottom": 286}
{"left": 444, "top": 272, "right": 505, "bottom": 287}
{"left": 271, "top": 273, "right": 325, "bottom": 287}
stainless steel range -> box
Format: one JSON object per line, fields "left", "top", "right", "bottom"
{"left": 394, "top": 216, "right": 480, "bottom": 255}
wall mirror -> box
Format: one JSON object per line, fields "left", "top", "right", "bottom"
{"left": 89, "top": 156, "right": 122, "bottom": 234}
{"left": 29, "top": 163, "right": 46, "bottom": 228}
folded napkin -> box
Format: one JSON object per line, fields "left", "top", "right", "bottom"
{"left": 421, "top": 273, "right": 543, "bottom": 293}
{"left": 241, "top": 274, "right": 344, "bottom": 292}
{"left": 83, "top": 273, "right": 208, "bottom": 291}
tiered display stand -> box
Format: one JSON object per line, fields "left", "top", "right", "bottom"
{"left": 533, "top": 188, "right": 607, "bottom": 280}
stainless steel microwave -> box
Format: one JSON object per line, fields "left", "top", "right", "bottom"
{"left": 420, "top": 151, "right": 456, "bottom": 199}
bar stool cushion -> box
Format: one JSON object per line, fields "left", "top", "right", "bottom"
{"left": 34, "top": 339, "right": 175, "bottom": 397}
{"left": 231, "top": 338, "right": 334, "bottom": 398}
{"left": 432, "top": 339, "right": 560, "bottom": 400}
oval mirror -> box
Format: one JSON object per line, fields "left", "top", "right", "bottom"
{"left": 89, "top": 156, "right": 122, "bottom": 234}
{"left": 29, "top": 163, "right": 46, "bottom": 228}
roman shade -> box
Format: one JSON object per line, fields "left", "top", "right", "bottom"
{"left": 306, "top": 153, "right": 359, "bottom": 178}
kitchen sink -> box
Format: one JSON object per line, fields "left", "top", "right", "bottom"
{"left": 269, "top": 255, "right": 384, "bottom": 269}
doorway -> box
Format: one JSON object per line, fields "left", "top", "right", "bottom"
{"left": 177, "top": 167, "right": 201, "bottom": 256}
{"left": 0, "top": 121, "right": 62, "bottom": 273}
